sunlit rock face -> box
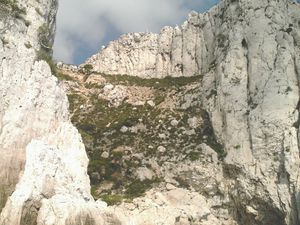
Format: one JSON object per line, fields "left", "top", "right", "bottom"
{"left": 0, "top": 0, "right": 120, "bottom": 224}
{"left": 1, "top": 0, "right": 300, "bottom": 225}
{"left": 86, "top": 0, "right": 300, "bottom": 224}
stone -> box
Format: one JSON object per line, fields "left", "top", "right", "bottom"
{"left": 147, "top": 100, "right": 155, "bottom": 107}
{"left": 135, "top": 167, "right": 154, "bottom": 181}
{"left": 101, "top": 151, "right": 109, "bottom": 159}
{"left": 184, "top": 129, "right": 196, "bottom": 136}
{"left": 158, "top": 133, "right": 167, "bottom": 139}
{"left": 170, "top": 119, "right": 179, "bottom": 126}
{"left": 120, "top": 126, "right": 128, "bottom": 133}
{"left": 187, "top": 117, "right": 199, "bottom": 128}
{"left": 166, "top": 183, "right": 176, "bottom": 191}
{"left": 0, "top": 1, "right": 121, "bottom": 224}
{"left": 157, "top": 146, "right": 166, "bottom": 153}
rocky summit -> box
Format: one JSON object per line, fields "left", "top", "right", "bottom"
{"left": 1, "top": 0, "right": 300, "bottom": 225}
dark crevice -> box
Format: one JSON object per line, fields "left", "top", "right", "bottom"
{"left": 244, "top": 37, "right": 254, "bottom": 153}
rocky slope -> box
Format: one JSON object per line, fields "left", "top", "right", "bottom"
{"left": 58, "top": 65, "right": 235, "bottom": 225}
{"left": 83, "top": 0, "right": 300, "bottom": 224}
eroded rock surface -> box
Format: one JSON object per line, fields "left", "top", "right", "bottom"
{"left": 83, "top": 0, "right": 300, "bottom": 224}
{"left": 2, "top": 0, "right": 300, "bottom": 225}
{"left": 0, "top": 1, "right": 119, "bottom": 225}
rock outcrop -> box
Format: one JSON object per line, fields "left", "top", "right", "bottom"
{"left": 0, "top": 1, "right": 119, "bottom": 224}
{"left": 2, "top": 0, "right": 300, "bottom": 225}
{"left": 84, "top": 0, "right": 300, "bottom": 224}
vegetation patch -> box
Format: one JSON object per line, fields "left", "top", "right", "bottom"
{"left": 100, "top": 73, "right": 202, "bottom": 89}
{"left": 99, "top": 194, "right": 125, "bottom": 206}
{"left": 65, "top": 70, "right": 225, "bottom": 203}
{"left": 35, "top": 23, "right": 60, "bottom": 76}
{"left": 56, "top": 71, "right": 75, "bottom": 81}
{"left": 0, "top": 0, "right": 26, "bottom": 18}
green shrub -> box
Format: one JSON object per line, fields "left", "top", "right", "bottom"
{"left": 83, "top": 64, "right": 93, "bottom": 74}
{"left": 35, "top": 23, "right": 58, "bottom": 76}
{"left": 35, "top": 49, "right": 57, "bottom": 75}
{"left": 125, "top": 178, "right": 160, "bottom": 198}
{"left": 100, "top": 73, "right": 202, "bottom": 89}
{"left": 100, "top": 194, "right": 125, "bottom": 205}
{"left": 56, "top": 71, "right": 75, "bottom": 81}
{"left": 187, "top": 151, "right": 201, "bottom": 161}
{"left": 24, "top": 42, "right": 32, "bottom": 49}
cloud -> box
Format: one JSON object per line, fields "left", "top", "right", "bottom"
{"left": 53, "top": 0, "right": 220, "bottom": 64}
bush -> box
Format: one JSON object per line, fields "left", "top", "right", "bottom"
{"left": 100, "top": 194, "right": 124, "bottom": 206}
{"left": 35, "top": 49, "right": 57, "bottom": 75}
{"left": 83, "top": 64, "right": 93, "bottom": 74}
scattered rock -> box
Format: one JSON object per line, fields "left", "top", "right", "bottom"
{"left": 166, "top": 183, "right": 176, "bottom": 191}
{"left": 147, "top": 100, "right": 155, "bottom": 107}
{"left": 120, "top": 126, "right": 129, "bottom": 133}
{"left": 101, "top": 151, "right": 110, "bottom": 159}
{"left": 135, "top": 167, "right": 154, "bottom": 181}
{"left": 187, "top": 117, "right": 199, "bottom": 129}
{"left": 157, "top": 146, "right": 166, "bottom": 153}
{"left": 170, "top": 119, "right": 179, "bottom": 127}
{"left": 159, "top": 133, "right": 167, "bottom": 139}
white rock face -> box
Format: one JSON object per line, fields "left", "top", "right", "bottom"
{"left": 199, "top": 1, "right": 300, "bottom": 225}
{"left": 84, "top": 11, "right": 216, "bottom": 78}
{"left": 0, "top": 1, "right": 119, "bottom": 225}
{"left": 110, "top": 188, "right": 237, "bottom": 225}
{"left": 2, "top": 0, "right": 300, "bottom": 225}
{"left": 85, "top": 0, "right": 300, "bottom": 224}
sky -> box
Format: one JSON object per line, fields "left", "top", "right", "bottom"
{"left": 53, "top": 0, "right": 220, "bottom": 65}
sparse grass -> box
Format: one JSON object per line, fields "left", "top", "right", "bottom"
{"left": 174, "top": 176, "right": 190, "bottom": 189}
{"left": 66, "top": 71, "right": 227, "bottom": 202}
{"left": 56, "top": 71, "right": 75, "bottom": 81}
{"left": 187, "top": 151, "right": 201, "bottom": 161}
{"left": 125, "top": 178, "right": 161, "bottom": 198}
{"left": 35, "top": 49, "right": 57, "bottom": 75}
{"left": 35, "top": 23, "right": 59, "bottom": 76}
{"left": 100, "top": 74, "right": 202, "bottom": 89}
{"left": 100, "top": 194, "right": 125, "bottom": 206}
{"left": 91, "top": 178, "right": 161, "bottom": 205}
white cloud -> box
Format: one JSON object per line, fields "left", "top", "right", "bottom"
{"left": 53, "top": 0, "right": 219, "bottom": 64}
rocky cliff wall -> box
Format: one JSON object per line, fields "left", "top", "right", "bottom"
{"left": 84, "top": 7, "right": 218, "bottom": 78}
{"left": 200, "top": 1, "right": 300, "bottom": 224}
{"left": 0, "top": 1, "right": 119, "bottom": 224}
{"left": 85, "top": 0, "right": 300, "bottom": 224}
{"left": 1, "top": 0, "right": 300, "bottom": 225}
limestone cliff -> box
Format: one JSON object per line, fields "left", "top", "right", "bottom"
{"left": 0, "top": 0, "right": 118, "bottom": 224}
{"left": 84, "top": 0, "right": 300, "bottom": 224}
{"left": 1, "top": 0, "right": 300, "bottom": 225}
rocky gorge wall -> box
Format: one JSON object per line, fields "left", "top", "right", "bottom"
{"left": 85, "top": 0, "right": 300, "bottom": 224}
{"left": 1, "top": 0, "right": 300, "bottom": 225}
{"left": 0, "top": 0, "right": 120, "bottom": 224}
